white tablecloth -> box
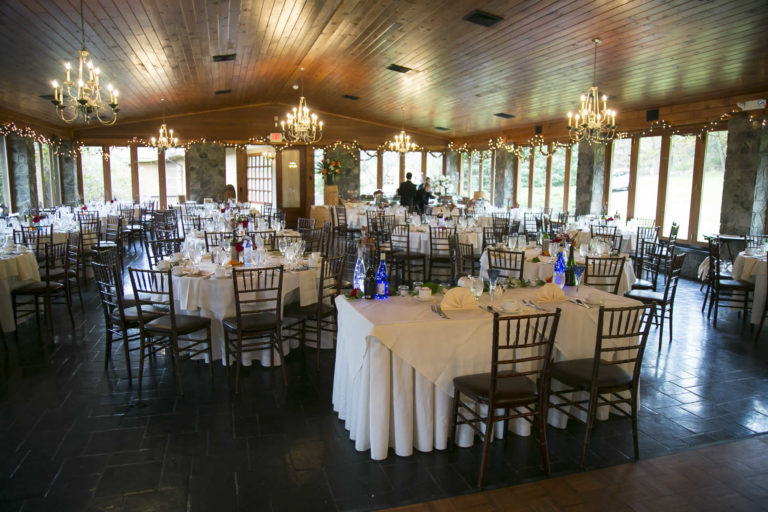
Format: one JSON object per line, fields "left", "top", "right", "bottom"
{"left": 567, "top": 227, "right": 636, "bottom": 254}
{"left": 478, "top": 248, "right": 636, "bottom": 295}
{"left": 0, "top": 251, "right": 41, "bottom": 332}
{"left": 166, "top": 260, "right": 321, "bottom": 366}
{"left": 332, "top": 285, "right": 640, "bottom": 460}
{"left": 732, "top": 252, "right": 767, "bottom": 324}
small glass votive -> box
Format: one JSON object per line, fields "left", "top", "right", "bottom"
{"left": 397, "top": 285, "right": 409, "bottom": 297}
{"left": 412, "top": 281, "right": 423, "bottom": 291}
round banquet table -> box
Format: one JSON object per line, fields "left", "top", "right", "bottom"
{"left": 0, "top": 250, "right": 41, "bottom": 332}
{"left": 478, "top": 247, "right": 636, "bottom": 295}
{"left": 731, "top": 251, "right": 767, "bottom": 325}
{"left": 165, "top": 259, "right": 328, "bottom": 366}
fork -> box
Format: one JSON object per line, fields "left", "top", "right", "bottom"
{"left": 436, "top": 304, "right": 450, "bottom": 319}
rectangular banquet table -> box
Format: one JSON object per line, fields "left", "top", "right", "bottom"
{"left": 332, "top": 285, "right": 641, "bottom": 460}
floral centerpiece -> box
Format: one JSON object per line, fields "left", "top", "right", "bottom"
{"left": 316, "top": 158, "right": 342, "bottom": 186}
{"left": 229, "top": 229, "right": 244, "bottom": 266}
{"left": 433, "top": 175, "right": 451, "bottom": 196}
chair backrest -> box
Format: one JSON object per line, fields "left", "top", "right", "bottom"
{"left": 636, "top": 226, "right": 659, "bottom": 247}
{"left": 584, "top": 256, "right": 625, "bottom": 294}
{"left": 248, "top": 230, "right": 276, "bottom": 251}
{"left": 668, "top": 222, "right": 680, "bottom": 244}
{"left": 638, "top": 239, "right": 662, "bottom": 290}
{"left": 491, "top": 214, "right": 509, "bottom": 235}
{"left": 633, "top": 218, "right": 655, "bottom": 228}
{"left": 708, "top": 238, "right": 726, "bottom": 282}
{"left": 93, "top": 245, "right": 122, "bottom": 268}
{"left": 661, "top": 252, "right": 686, "bottom": 305}
{"left": 390, "top": 224, "right": 411, "bottom": 253}
{"left": 482, "top": 226, "right": 498, "bottom": 250}
{"left": 92, "top": 260, "right": 128, "bottom": 326}
{"left": 429, "top": 226, "right": 455, "bottom": 258}
{"left": 591, "top": 224, "right": 617, "bottom": 237}
{"left": 231, "top": 266, "right": 284, "bottom": 323}
{"left": 487, "top": 249, "right": 525, "bottom": 280}
{"left": 104, "top": 215, "right": 122, "bottom": 242}
{"left": 77, "top": 211, "right": 100, "bottom": 222}
{"left": 66, "top": 232, "right": 81, "bottom": 276}
{"left": 79, "top": 217, "right": 101, "bottom": 251}
{"left": 548, "top": 220, "right": 565, "bottom": 238}
{"left": 145, "top": 238, "right": 183, "bottom": 269}
{"left": 457, "top": 241, "right": 476, "bottom": 276}
{"left": 332, "top": 206, "right": 347, "bottom": 228}
{"left": 301, "top": 227, "right": 323, "bottom": 253}
{"left": 129, "top": 268, "right": 175, "bottom": 325}
{"left": 297, "top": 217, "right": 316, "bottom": 231}
{"left": 318, "top": 254, "right": 345, "bottom": 306}
{"left": 592, "top": 304, "right": 654, "bottom": 390}
{"left": 593, "top": 233, "right": 623, "bottom": 255}
{"left": 488, "top": 310, "right": 561, "bottom": 406}
{"left": 320, "top": 222, "right": 332, "bottom": 256}
{"left": 523, "top": 213, "right": 538, "bottom": 234}
{"left": 205, "top": 231, "right": 234, "bottom": 252}
{"left": 43, "top": 242, "right": 68, "bottom": 284}
{"left": 746, "top": 233, "right": 768, "bottom": 248}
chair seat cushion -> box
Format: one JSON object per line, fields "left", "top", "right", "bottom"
{"left": 716, "top": 279, "right": 753, "bottom": 290}
{"left": 12, "top": 281, "right": 65, "bottom": 294}
{"left": 550, "top": 358, "right": 632, "bottom": 390}
{"left": 391, "top": 250, "right": 425, "bottom": 260}
{"left": 112, "top": 305, "right": 163, "bottom": 324}
{"left": 95, "top": 242, "right": 118, "bottom": 250}
{"left": 631, "top": 278, "right": 654, "bottom": 290}
{"left": 453, "top": 373, "right": 538, "bottom": 407}
{"left": 222, "top": 312, "right": 278, "bottom": 333}
{"left": 145, "top": 314, "right": 211, "bottom": 335}
{"left": 47, "top": 267, "right": 67, "bottom": 279}
{"left": 624, "top": 289, "right": 663, "bottom": 303}
{"left": 284, "top": 302, "right": 334, "bottom": 321}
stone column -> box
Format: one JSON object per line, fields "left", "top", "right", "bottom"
{"left": 493, "top": 150, "right": 514, "bottom": 208}
{"left": 445, "top": 151, "right": 459, "bottom": 195}
{"left": 324, "top": 148, "right": 359, "bottom": 200}
{"left": 7, "top": 134, "right": 38, "bottom": 212}
{"left": 186, "top": 144, "right": 226, "bottom": 203}
{"left": 719, "top": 116, "right": 768, "bottom": 235}
{"left": 574, "top": 142, "right": 606, "bottom": 216}
{"left": 59, "top": 141, "right": 78, "bottom": 204}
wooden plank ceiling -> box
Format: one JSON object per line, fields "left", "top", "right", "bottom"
{"left": 0, "top": 0, "right": 766, "bottom": 141}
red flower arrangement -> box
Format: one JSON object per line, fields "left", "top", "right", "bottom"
{"left": 81, "top": 205, "right": 87, "bottom": 211}
{"left": 316, "top": 158, "right": 343, "bottom": 185}
{"left": 235, "top": 242, "right": 244, "bottom": 253}
{"left": 32, "top": 215, "right": 40, "bottom": 224}
{"left": 241, "top": 219, "right": 248, "bottom": 229}
{"left": 221, "top": 208, "right": 226, "bottom": 213}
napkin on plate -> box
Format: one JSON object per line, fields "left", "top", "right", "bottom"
{"left": 156, "top": 260, "right": 171, "bottom": 271}
{"left": 440, "top": 287, "right": 476, "bottom": 310}
{"left": 535, "top": 283, "right": 567, "bottom": 303}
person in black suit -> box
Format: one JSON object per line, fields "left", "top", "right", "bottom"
{"left": 397, "top": 172, "right": 417, "bottom": 208}
{"left": 415, "top": 182, "right": 434, "bottom": 214}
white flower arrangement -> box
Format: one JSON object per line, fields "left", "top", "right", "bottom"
{"left": 433, "top": 175, "right": 451, "bottom": 196}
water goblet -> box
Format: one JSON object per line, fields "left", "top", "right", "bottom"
{"left": 278, "top": 237, "right": 288, "bottom": 257}
{"left": 469, "top": 275, "right": 484, "bottom": 303}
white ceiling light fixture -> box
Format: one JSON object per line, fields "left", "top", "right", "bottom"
{"left": 567, "top": 38, "right": 617, "bottom": 144}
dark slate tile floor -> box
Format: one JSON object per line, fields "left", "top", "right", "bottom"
{"left": 1, "top": 252, "right": 768, "bottom": 511}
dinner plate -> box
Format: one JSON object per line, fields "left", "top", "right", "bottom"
{"left": 413, "top": 295, "right": 434, "bottom": 302}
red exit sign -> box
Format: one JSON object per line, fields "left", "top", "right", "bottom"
{"left": 269, "top": 132, "right": 283, "bottom": 143}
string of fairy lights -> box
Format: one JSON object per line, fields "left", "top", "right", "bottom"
{"left": 2, "top": 108, "right": 765, "bottom": 163}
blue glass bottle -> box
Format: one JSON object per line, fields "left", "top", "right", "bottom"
{"left": 375, "top": 253, "right": 388, "bottom": 298}
{"left": 353, "top": 245, "right": 366, "bottom": 292}
{"left": 553, "top": 248, "right": 566, "bottom": 288}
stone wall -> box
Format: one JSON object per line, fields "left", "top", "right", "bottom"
{"left": 575, "top": 142, "right": 605, "bottom": 216}
{"left": 323, "top": 148, "right": 359, "bottom": 200}
{"left": 186, "top": 143, "right": 226, "bottom": 203}
{"left": 7, "top": 134, "right": 37, "bottom": 211}
{"left": 751, "top": 123, "right": 768, "bottom": 235}
{"left": 493, "top": 151, "right": 514, "bottom": 208}
{"left": 59, "top": 141, "right": 79, "bottom": 204}
{"left": 720, "top": 117, "right": 764, "bottom": 235}
{"left": 445, "top": 151, "right": 459, "bottom": 195}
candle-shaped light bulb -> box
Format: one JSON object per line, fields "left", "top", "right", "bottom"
{"left": 65, "top": 62, "right": 71, "bottom": 82}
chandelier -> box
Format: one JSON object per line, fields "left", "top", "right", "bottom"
{"left": 281, "top": 68, "right": 323, "bottom": 143}
{"left": 149, "top": 99, "right": 178, "bottom": 150}
{"left": 50, "top": 0, "right": 119, "bottom": 125}
{"left": 567, "top": 38, "right": 616, "bottom": 144}
{"left": 387, "top": 108, "right": 418, "bottom": 153}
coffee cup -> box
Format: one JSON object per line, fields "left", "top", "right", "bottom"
{"left": 418, "top": 287, "right": 432, "bottom": 300}
{"left": 214, "top": 267, "right": 226, "bottom": 278}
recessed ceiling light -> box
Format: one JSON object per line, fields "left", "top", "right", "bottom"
{"left": 463, "top": 10, "right": 503, "bottom": 28}
{"left": 212, "top": 53, "right": 236, "bottom": 62}
{"left": 494, "top": 112, "right": 515, "bottom": 119}
{"left": 434, "top": 126, "right": 450, "bottom": 131}
{"left": 342, "top": 94, "right": 360, "bottom": 100}
{"left": 386, "top": 64, "right": 412, "bottom": 74}
{"left": 214, "top": 89, "right": 232, "bottom": 95}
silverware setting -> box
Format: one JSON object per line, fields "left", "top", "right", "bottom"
{"left": 431, "top": 304, "right": 450, "bottom": 319}
{"left": 522, "top": 299, "right": 545, "bottom": 311}
{"left": 568, "top": 297, "right": 591, "bottom": 309}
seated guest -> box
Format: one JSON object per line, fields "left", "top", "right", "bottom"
{"left": 373, "top": 190, "right": 388, "bottom": 206}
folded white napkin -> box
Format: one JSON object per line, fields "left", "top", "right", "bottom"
{"left": 441, "top": 287, "right": 476, "bottom": 310}
{"left": 582, "top": 291, "right": 608, "bottom": 305}
{"left": 535, "top": 283, "right": 567, "bottom": 303}
{"left": 156, "top": 260, "right": 171, "bottom": 271}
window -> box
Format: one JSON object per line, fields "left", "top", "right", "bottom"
{"left": 109, "top": 146, "right": 133, "bottom": 202}
{"left": 531, "top": 154, "right": 547, "bottom": 209}
{"left": 698, "top": 130, "right": 727, "bottom": 241}
{"left": 608, "top": 138, "right": 631, "bottom": 220}
{"left": 517, "top": 156, "right": 529, "bottom": 208}
{"left": 568, "top": 144, "right": 578, "bottom": 213}
{"left": 314, "top": 148, "right": 324, "bottom": 205}
{"left": 634, "top": 136, "right": 661, "bottom": 223}
{"left": 137, "top": 147, "right": 159, "bottom": 203}
{"left": 382, "top": 151, "right": 399, "bottom": 197}
{"left": 359, "top": 150, "right": 377, "bottom": 196}
{"left": 426, "top": 152, "right": 443, "bottom": 181}
{"left": 481, "top": 151, "right": 492, "bottom": 197}
{"left": 664, "top": 135, "right": 696, "bottom": 238}
{"left": 469, "top": 152, "right": 481, "bottom": 194}
{"left": 81, "top": 146, "right": 104, "bottom": 203}
{"left": 33, "top": 142, "right": 45, "bottom": 206}
{"left": 550, "top": 148, "right": 566, "bottom": 212}
{"left": 0, "top": 137, "right": 9, "bottom": 208}
{"left": 165, "top": 147, "right": 186, "bottom": 206}
{"left": 247, "top": 151, "right": 274, "bottom": 204}
{"left": 405, "top": 151, "right": 422, "bottom": 186}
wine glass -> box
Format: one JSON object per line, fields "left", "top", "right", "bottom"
{"left": 278, "top": 237, "right": 288, "bottom": 257}
{"left": 469, "top": 275, "right": 484, "bottom": 303}
{"left": 573, "top": 266, "right": 585, "bottom": 295}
